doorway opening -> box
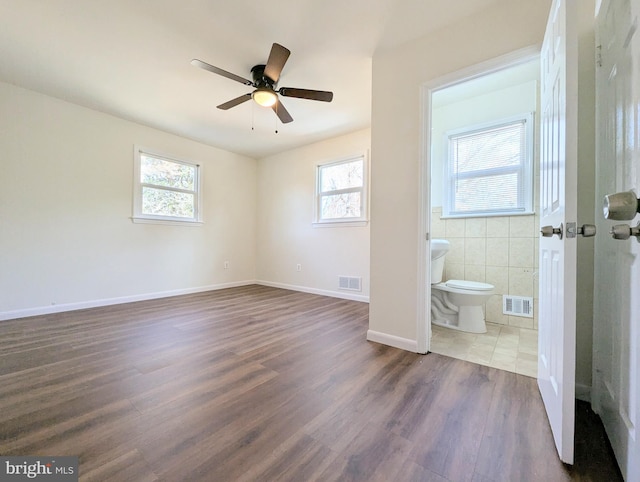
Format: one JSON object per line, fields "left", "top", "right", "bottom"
{"left": 426, "top": 57, "right": 540, "bottom": 377}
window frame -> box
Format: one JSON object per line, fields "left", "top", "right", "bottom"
{"left": 442, "top": 112, "right": 535, "bottom": 219}
{"left": 132, "top": 146, "right": 203, "bottom": 226}
{"left": 314, "top": 153, "right": 368, "bottom": 227}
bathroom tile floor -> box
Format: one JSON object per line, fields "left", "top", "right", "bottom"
{"left": 430, "top": 322, "right": 538, "bottom": 378}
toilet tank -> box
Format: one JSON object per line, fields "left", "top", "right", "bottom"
{"left": 430, "top": 239, "right": 450, "bottom": 284}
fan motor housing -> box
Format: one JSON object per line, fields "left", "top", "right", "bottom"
{"left": 251, "top": 64, "right": 276, "bottom": 88}
{"left": 191, "top": 42, "right": 332, "bottom": 124}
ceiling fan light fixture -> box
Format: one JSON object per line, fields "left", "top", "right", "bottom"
{"left": 252, "top": 88, "right": 277, "bottom": 107}
{"left": 193, "top": 43, "right": 332, "bottom": 124}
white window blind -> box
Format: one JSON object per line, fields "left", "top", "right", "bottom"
{"left": 444, "top": 114, "right": 533, "bottom": 217}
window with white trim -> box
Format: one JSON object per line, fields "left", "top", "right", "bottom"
{"left": 443, "top": 113, "right": 534, "bottom": 218}
{"left": 133, "top": 147, "right": 202, "bottom": 225}
{"left": 315, "top": 155, "right": 367, "bottom": 225}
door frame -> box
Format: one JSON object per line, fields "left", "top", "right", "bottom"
{"left": 416, "top": 46, "right": 541, "bottom": 354}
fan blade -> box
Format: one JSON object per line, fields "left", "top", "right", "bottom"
{"left": 191, "top": 59, "right": 253, "bottom": 86}
{"left": 264, "top": 43, "right": 290, "bottom": 83}
{"left": 271, "top": 99, "right": 293, "bottom": 124}
{"left": 217, "top": 93, "right": 252, "bottom": 110}
{"left": 278, "top": 87, "right": 333, "bottom": 102}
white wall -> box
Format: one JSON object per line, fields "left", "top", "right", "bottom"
{"left": 431, "top": 80, "right": 538, "bottom": 207}
{"left": 256, "top": 129, "right": 370, "bottom": 301}
{"left": 431, "top": 80, "right": 541, "bottom": 330}
{"left": 0, "top": 81, "right": 370, "bottom": 320}
{"left": 369, "top": 0, "right": 552, "bottom": 343}
{"left": 369, "top": 0, "right": 596, "bottom": 394}
{"left": 0, "top": 81, "right": 257, "bottom": 319}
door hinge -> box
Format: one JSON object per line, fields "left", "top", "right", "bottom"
{"left": 596, "top": 44, "right": 602, "bottom": 67}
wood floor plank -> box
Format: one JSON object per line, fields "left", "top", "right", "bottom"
{"left": 0, "top": 285, "right": 622, "bottom": 481}
{"left": 401, "top": 360, "right": 494, "bottom": 481}
{"left": 473, "top": 368, "right": 564, "bottom": 481}
{"left": 79, "top": 449, "right": 159, "bottom": 482}
{"left": 236, "top": 432, "right": 338, "bottom": 482}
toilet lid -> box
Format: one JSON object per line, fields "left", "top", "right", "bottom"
{"left": 445, "top": 279, "right": 494, "bottom": 291}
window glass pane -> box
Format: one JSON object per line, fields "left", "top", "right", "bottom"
{"left": 141, "top": 155, "right": 195, "bottom": 191}
{"left": 320, "top": 160, "right": 363, "bottom": 192}
{"left": 320, "top": 192, "right": 361, "bottom": 219}
{"left": 451, "top": 122, "right": 525, "bottom": 173}
{"left": 142, "top": 187, "right": 195, "bottom": 218}
{"left": 453, "top": 173, "right": 519, "bottom": 213}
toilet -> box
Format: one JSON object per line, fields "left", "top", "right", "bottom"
{"left": 430, "top": 239, "right": 494, "bottom": 334}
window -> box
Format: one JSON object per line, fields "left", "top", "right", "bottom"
{"left": 443, "top": 113, "right": 534, "bottom": 218}
{"left": 133, "top": 147, "right": 202, "bottom": 225}
{"left": 315, "top": 154, "right": 367, "bottom": 225}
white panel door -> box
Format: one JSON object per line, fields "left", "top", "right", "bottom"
{"left": 593, "top": 0, "right": 640, "bottom": 479}
{"left": 538, "top": 0, "right": 578, "bottom": 464}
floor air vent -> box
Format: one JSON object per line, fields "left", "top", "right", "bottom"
{"left": 339, "top": 276, "right": 362, "bottom": 292}
{"left": 503, "top": 295, "right": 534, "bottom": 318}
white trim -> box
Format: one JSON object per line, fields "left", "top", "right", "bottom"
{"left": 312, "top": 220, "right": 368, "bottom": 228}
{"left": 0, "top": 281, "right": 255, "bottom": 321}
{"left": 1, "top": 280, "right": 370, "bottom": 321}
{"left": 418, "top": 46, "right": 541, "bottom": 361}
{"left": 443, "top": 112, "right": 535, "bottom": 218}
{"left": 424, "top": 46, "right": 540, "bottom": 95}
{"left": 255, "top": 280, "right": 369, "bottom": 303}
{"left": 440, "top": 211, "right": 535, "bottom": 220}
{"left": 417, "top": 81, "right": 431, "bottom": 355}
{"left": 366, "top": 330, "right": 419, "bottom": 353}
{"left": 133, "top": 145, "right": 203, "bottom": 225}
{"left": 314, "top": 151, "right": 369, "bottom": 225}
{"left": 131, "top": 217, "right": 204, "bottom": 226}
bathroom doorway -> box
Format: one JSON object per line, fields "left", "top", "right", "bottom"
{"left": 427, "top": 57, "right": 540, "bottom": 378}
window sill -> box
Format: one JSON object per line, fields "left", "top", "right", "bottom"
{"left": 131, "top": 216, "right": 203, "bottom": 227}
{"left": 440, "top": 211, "right": 535, "bottom": 220}
{"left": 312, "top": 220, "right": 369, "bottom": 228}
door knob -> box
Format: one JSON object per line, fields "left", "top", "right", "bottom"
{"left": 541, "top": 223, "right": 563, "bottom": 239}
{"left": 578, "top": 224, "right": 597, "bottom": 237}
{"left": 610, "top": 222, "right": 640, "bottom": 241}
{"left": 566, "top": 222, "right": 596, "bottom": 238}
{"left": 603, "top": 191, "right": 640, "bottom": 220}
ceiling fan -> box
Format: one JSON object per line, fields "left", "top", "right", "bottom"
{"left": 191, "top": 43, "right": 333, "bottom": 124}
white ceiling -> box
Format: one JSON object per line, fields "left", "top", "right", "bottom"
{"left": 0, "top": 0, "right": 503, "bottom": 158}
{"left": 432, "top": 59, "right": 540, "bottom": 108}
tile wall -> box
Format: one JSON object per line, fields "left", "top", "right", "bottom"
{"left": 431, "top": 207, "right": 540, "bottom": 329}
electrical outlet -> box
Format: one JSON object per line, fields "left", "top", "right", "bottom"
{"left": 224, "top": 261, "right": 229, "bottom": 269}
{"left": 296, "top": 263, "right": 302, "bottom": 272}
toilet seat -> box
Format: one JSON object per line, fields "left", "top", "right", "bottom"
{"left": 444, "top": 279, "right": 494, "bottom": 292}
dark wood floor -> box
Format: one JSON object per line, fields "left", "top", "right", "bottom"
{"left": 0, "top": 285, "right": 622, "bottom": 481}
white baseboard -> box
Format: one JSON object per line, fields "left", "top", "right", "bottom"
{"left": 255, "top": 280, "right": 370, "bottom": 303}
{"left": 0, "top": 280, "right": 256, "bottom": 321}
{"left": 366, "top": 329, "right": 418, "bottom": 353}
{"left": 1, "top": 280, "right": 369, "bottom": 321}
{"left": 575, "top": 383, "right": 591, "bottom": 403}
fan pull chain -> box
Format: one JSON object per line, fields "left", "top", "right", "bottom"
{"left": 274, "top": 102, "right": 278, "bottom": 134}
{"left": 251, "top": 102, "right": 255, "bottom": 131}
